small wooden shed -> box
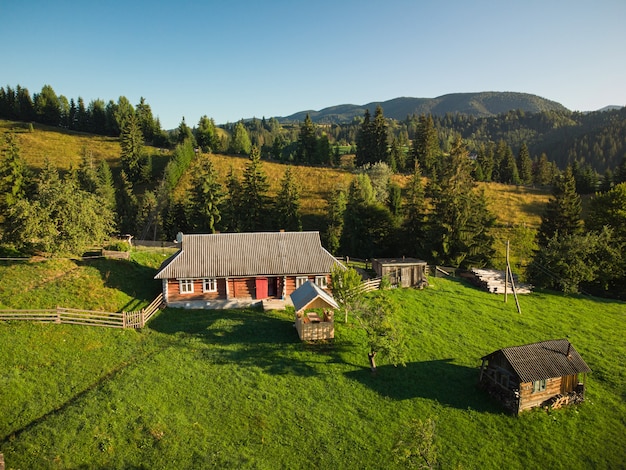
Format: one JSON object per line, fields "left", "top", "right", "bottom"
{"left": 479, "top": 339, "right": 591, "bottom": 414}
{"left": 290, "top": 281, "right": 338, "bottom": 341}
{"left": 371, "top": 257, "right": 428, "bottom": 288}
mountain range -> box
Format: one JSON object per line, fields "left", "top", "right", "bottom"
{"left": 275, "top": 92, "right": 572, "bottom": 124}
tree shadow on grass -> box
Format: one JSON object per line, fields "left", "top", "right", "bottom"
{"left": 149, "top": 307, "right": 355, "bottom": 377}
{"left": 344, "top": 359, "right": 503, "bottom": 413}
{"left": 81, "top": 258, "right": 162, "bottom": 306}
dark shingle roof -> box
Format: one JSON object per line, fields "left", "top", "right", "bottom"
{"left": 483, "top": 339, "right": 591, "bottom": 382}
{"left": 154, "top": 232, "right": 338, "bottom": 279}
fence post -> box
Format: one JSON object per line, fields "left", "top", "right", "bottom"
{"left": 56, "top": 306, "right": 61, "bottom": 324}
{"left": 141, "top": 309, "right": 145, "bottom": 328}
{"left": 122, "top": 311, "right": 126, "bottom": 329}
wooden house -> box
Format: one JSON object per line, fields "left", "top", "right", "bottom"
{"left": 479, "top": 339, "right": 591, "bottom": 414}
{"left": 371, "top": 257, "right": 428, "bottom": 288}
{"left": 154, "top": 232, "right": 340, "bottom": 309}
{"left": 290, "top": 281, "right": 338, "bottom": 341}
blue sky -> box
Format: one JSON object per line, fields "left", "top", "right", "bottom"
{"left": 2, "top": 0, "right": 625, "bottom": 129}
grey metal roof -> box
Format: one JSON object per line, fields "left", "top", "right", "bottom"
{"left": 290, "top": 281, "right": 339, "bottom": 313}
{"left": 483, "top": 339, "right": 591, "bottom": 382}
{"left": 154, "top": 232, "right": 338, "bottom": 279}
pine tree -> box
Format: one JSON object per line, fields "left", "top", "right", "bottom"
{"left": 240, "top": 146, "right": 270, "bottom": 231}
{"left": 120, "top": 113, "right": 144, "bottom": 182}
{"left": 189, "top": 156, "right": 223, "bottom": 233}
{"left": 536, "top": 166, "right": 582, "bottom": 247}
{"left": 275, "top": 166, "right": 302, "bottom": 231}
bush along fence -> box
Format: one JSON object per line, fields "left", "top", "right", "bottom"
{"left": 0, "top": 293, "right": 164, "bottom": 330}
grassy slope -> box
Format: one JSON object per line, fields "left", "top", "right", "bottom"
{"left": 2, "top": 119, "right": 552, "bottom": 231}
{"left": 0, "top": 254, "right": 624, "bottom": 469}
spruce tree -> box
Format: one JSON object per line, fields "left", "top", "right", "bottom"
{"left": 240, "top": 146, "right": 270, "bottom": 231}
{"left": 297, "top": 114, "right": 317, "bottom": 163}
{"left": 355, "top": 109, "right": 373, "bottom": 167}
{"left": 517, "top": 143, "right": 533, "bottom": 185}
{"left": 536, "top": 166, "right": 582, "bottom": 247}
{"left": 221, "top": 167, "right": 243, "bottom": 232}
{"left": 189, "top": 156, "right": 223, "bottom": 233}
{"left": 116, "top": 170, "right": 139, "bottom": 236}
{"left": 230, "top": 121, "right": 252, "bottom": 155}
{"left": 275, "top": 166, "right": 302, "bottom": 231}
{"left": 0, "top": 133, "right": 29, "bottom": 219}
{"left": 324, "top": 188, "right": 347, "bottom": 255}
{"left": 371, "top": 105, "right": 389, "bottom": 164}
{"left": 403, "top": 161, "right": 427, "bottom": 257}
{"left": 412, "top": 114, "right": 440, "bottom": 177}
{"left": 427, "top": 136, "right": 495, "bottom": 267}
{"left": 195, "top": 115, "right": 219, "bottom": 153}
{"left": 120, "top": 113, "right": 144, "bottom": 182}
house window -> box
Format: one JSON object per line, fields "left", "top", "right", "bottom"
{"left": 203, "top": 278, "right": 217, "bottom": 293}
{"left": 532, "top": 379, "right": 547, "bottom": 393}
{"left": 296, "top": 276, "right": 308, "bottom": 288}
{"left": 315, "top": 275, "right": 327, "bottom": 288}
{"left": 179, "top": 279, "right": 194, "bottom": 294}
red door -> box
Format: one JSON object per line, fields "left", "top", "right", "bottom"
{"left": 255, "top": 278, "right": 268, "bottom": 299}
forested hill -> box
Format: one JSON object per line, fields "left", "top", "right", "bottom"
{"left": 277, "top": 92, "right": 570, "bottom": 124}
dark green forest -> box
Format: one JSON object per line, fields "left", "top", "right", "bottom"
{"left": 1, "top": 83, "right": 625, "bottom": 298}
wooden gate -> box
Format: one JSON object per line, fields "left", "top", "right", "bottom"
{"left": 124, "top": 310, "right": 144, "bottom": 329}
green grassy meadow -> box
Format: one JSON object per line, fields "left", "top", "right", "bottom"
{"left": 0, "top": 254, "right": 624, "bottom": 469}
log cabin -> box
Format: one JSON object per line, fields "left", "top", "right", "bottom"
{"left": 478, "top": 339, "right": 591, "bottom": 414}
{"left": 154, "top": 231, "right": 340, "bottom": 309}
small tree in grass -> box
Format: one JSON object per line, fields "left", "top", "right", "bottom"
{"left": 393, "top": 418, "right": 439, "bottom": 469}
{"left": 330, "top": 264, "right": 362, "bottom": 323}
{"left": 352, "top": 294, "right": 407, "bottom": 373}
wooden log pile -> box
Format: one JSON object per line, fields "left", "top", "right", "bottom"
{"left": 466, "top": 269, "right": 533, "bottom": 294}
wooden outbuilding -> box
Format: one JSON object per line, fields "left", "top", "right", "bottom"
{"left": 290, "top": 281, "right": 338, "bottom": 341}
{"left": 479, "top": 339, "right": 591, "bottom": 414}
{"left": 154, "top": 232, "right": 340, "bottom": 309}
{"left": 371, "top": 257, "right": 428, "bottom": 288}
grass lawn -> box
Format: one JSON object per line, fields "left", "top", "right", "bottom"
{"left": 0, "top": 254, "right": 624, "bottom": 469}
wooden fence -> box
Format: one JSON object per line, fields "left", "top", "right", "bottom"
{"left": 0, "top": 293, "right": 164, "bottom": 330}
{"left": 360, "top": 277, "right": 382, "bottom": 292}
